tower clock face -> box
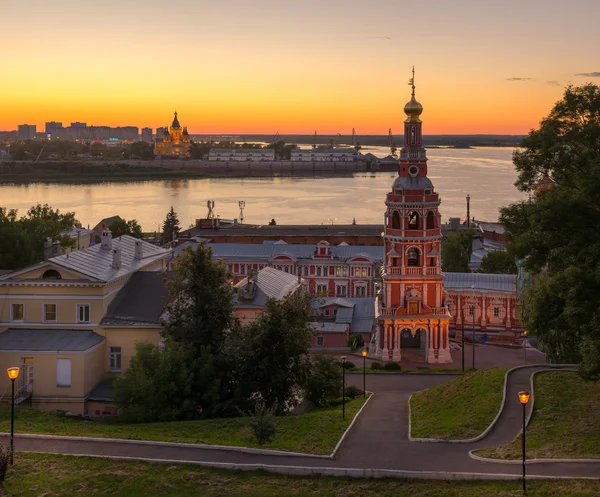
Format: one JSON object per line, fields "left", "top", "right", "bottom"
{"left": 408, "top": 165, "right": 419, "bottom": 177}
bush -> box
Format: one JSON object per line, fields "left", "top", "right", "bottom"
{"left": 303, "top": 354, "right": 342, "bottom": 406}
{"left": 344, "top": 385, "right": 362, "bottom": 399}
{"left": 246, "top": 401, "right": 278, "bottom": 446}
{"left": 370, "top": 361, "right": 383, "bottom": 370}
{"left": 347, "top": 333, "right": 365, "bottom": 351}
{"left": 0, "top": 445, "right": 9, "bottom": 483}
{"left": 341, "top": 361, "right": 356, "bottom": 370}
{"left": 383, "top": 361, "right": 402, "bottom": 371}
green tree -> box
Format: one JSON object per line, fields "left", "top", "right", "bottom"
{"left": 347, "top": 333, "right": 365, "bottom": 351}
{"left": 227, "top": 292, "right": 313, "bottom": 413}
{"left": 303, "top": 353, "right": 342, "bottom": 406}
{"left": 161, "top": 206, "right": 181, "bottom": 245}
{"left": 162, "top": 244, "right": 234, "bottom": 353}
{"left": 0, "top": 208, "right": 35, "bottom": 269}
{"left": 188, "top": 141, "right": 211, "bottom": 159}
{"left": 21, "top": 204, "right": 79, "bottom": 259}
{"left": 500, "top": 83, "right": 600, "bottom": 379}
{"left": 442, "top": 229, "right": 475, "bottom": 272}
{"left": 479, "top": 250, "right": 517, "bottom": 274}
{"left": 108, "top": 218, "right": 143, "bottom": 239}
{"left": 241, "top": 400, "right": 278, "bottom": 446}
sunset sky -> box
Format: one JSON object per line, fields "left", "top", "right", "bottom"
{"left": 2, "top": 0, "right": 599, "bottom": 135}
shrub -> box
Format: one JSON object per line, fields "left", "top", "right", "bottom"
{"left": 344, "top": 385, "right": 362, "bottom": 399}
{"left": 383, "top": 361, "right": 402, "bottom": 371}
{"left": 347, "top": 333, "right": 365, "bottom": 351}
{"left": 304, "top": 354, "right": 342, "bottom": 406}
{"left": 246, "top": 400, "right": 278, "bottom": 446}
{"left": 341, "top": 361, "right": 356, "bottom": 370}
{"left": 0, "top": 445, "right": 9, "bottom": 483}
{"left": 370, "top": 361, "right": 382, "bottom": 370}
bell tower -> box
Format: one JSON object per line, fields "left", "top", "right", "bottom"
{"left": 375, "top": 69, "right": 452, "bottom": 364}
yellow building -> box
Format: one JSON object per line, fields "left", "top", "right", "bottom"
{"left": 0, "top": 232, "right": 171, "bottom": 414}
{"left": 154, "top": 112, "right": 191, "bottom": 157}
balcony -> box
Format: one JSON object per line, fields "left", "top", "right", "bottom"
{"left": 386, "top": 267, "right": 440, "bottom": 276}
{"left": 378, "top": 305, "right": 450, "bottom": 318}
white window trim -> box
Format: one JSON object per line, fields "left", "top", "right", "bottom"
{"left": 43, "top": 303, "right": 58, "bottom": 323}
{"left": 10, "top": 303, "right": 24, "bottom": 322}
{"left": 109, "top": 347, "right": 122, "bottom": 372}
{"left": 316, "top": 336, "right": 324, "bottom": 346}
{"left": 56, "top": 358, "right": 71, "bottom": 387}
{"left": 76, "top": 303, "right": 91, "bottom": 324}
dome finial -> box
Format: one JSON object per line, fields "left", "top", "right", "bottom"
{"left": 404, "top": 66, "right": 423, "bottom": 122}
{"left": 410, "top": 66, "right": 415, "bottom": 98}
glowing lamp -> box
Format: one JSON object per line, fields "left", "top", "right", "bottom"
{"left": 7, "top": 367, "right": 19, "bottom": 381}
{"left": 361, "top": 350, "right": 367, "bottom": 357}
{"left": 518, "top": 391, "right": 530, "bottom": 405}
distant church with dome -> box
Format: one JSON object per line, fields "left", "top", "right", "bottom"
{"left": 154, "top": 112, "right": 191, "bottom": 157}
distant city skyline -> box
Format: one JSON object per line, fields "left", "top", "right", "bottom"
{"left": 1, "top": 0, "right": 599, "bottom": 134}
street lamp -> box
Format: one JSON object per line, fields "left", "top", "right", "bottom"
{"left": 518, "top": 390, "right": 531, "bottom": 494}
{"left": 7, "top": 367, "right": 19, "bottom": 465}
{"left": 341, "top": 356, "right": 347, "bottom": 420}
{"left": 361, "top": 349, "right": 367, "bottom": 397}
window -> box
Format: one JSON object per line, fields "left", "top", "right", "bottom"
{"left": 42, "top": 269, "right": 62, "bottom": 279}
{"left": 304, "top": 266, "right": 308, "bottom": 276}
{"left": 336, "top": 285, "right": 346, "bottom": 297}
{"left": 336, "top": 267, "right": 341, "bottom": 277}
{"left": 362, "top": 267, "right": 367, "bottom": 278}
{"left": 407, "top": 248, "right": 420, "bottom": 267}
{"left": 11, "top": 304, "right": 24, "bottom": 321}
{"left": 325, "top": 309, "right": 330, "bottom": 316}
{"left": 109, "top": 347, "right": 122, "bottom": 372}
{"left": 342, "top": 267, "right": 348, "bottom": 277}
{"left": 316, "top": 336, "right": 324, "bottom": 346}
{"left": 493, "top": 307, "right": 500, "bottom": 317}
{"left": 56, "top": 358, "right": 71, "bottom": 387}
{"left": 426, "top": 211, "right": 435, "bottom": 229}
{"left": 317, "top": 284, "right": 328, "bottom": 294}
{"left": 469, "top": 306, "right": 475, "bottom": 316}
{"left": 392, "top": 211, "right": 401, "bottom": 229}
{"left": 44, "top": 304, "right": 57, "bottom": 322}
{"left": 240, "top": 265, "right": 246, "bottom": 275}
{"left": 356, "top": 286, "right": 366, "bottom": 297}
{"left": 317, "top": 267, "right": 322, "bottom": 277}
{"left": 77, "top": 304, "right": 90, "bottom": 323}
{"left": 408, "top": 211, "right": 419, "bottom": 229}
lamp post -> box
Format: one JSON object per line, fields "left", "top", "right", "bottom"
{"left": 7, "top": 367, "right": 20, "bottom": 465}
{"left": 361, "top": 349, "right": 367, "bottom": 397}
{"left": 518, "top": 390, "right": 531, "bottom": 494}
{"left": 341, "top": 356, "right": 346, "bottom": 420}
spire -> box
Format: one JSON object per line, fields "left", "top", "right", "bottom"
{"left": 404, "top": 66, "right": 423, "bottom": 123}
{"left": 171, "top": 111, "right": 181, "bottom": 129}
{"left": 409, "top": 66, "right": 415, "bottom": 98}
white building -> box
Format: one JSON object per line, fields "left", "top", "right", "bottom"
{"left": 291, "top": 147, "right": 357, "bottom": 162}
{"left": 208, "top": 148, "right": 275, "bottom": 161}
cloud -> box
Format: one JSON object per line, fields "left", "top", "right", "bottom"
{"left": 368, "top": 36, "right": 392, "bottom": 40}
{"left": 545, "top": 80, "right": 561, "bottom": 86}
{"left": 505, "top": 77, "right": 534, "bottom": 81}
{"left": 575, "top": 72, "right": 600, "bottom": 77}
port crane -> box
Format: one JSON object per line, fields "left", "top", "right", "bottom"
{"left": 388, "top": 128, "right": 398, "bottom": 158}
{"left": 352, "top": 128, "right": 361, "bottom": 152}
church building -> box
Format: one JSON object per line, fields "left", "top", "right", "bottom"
{"left": 154, "top": 112, "right": 191, "bottom": 157}
{"left": 374, "top": 70, "right": 452, "bottom": 364}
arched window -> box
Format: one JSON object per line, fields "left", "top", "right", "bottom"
{"left": 407, "top": 248, "right": 420, "bottom": 267}
{"left": 41, "top": 269, "right": 62, "bottom": 280}
{"left": 408, "top": 211, "right": 419, "bottom": 229}
{"left": 426, "top": 211, "right": 435, "bottom": 229}
{"left": 392, "top": 211, "right": 401, "bottom": 229}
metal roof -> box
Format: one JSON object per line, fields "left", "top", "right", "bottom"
{"left": 179, "top": 223, "right": 384, "bottom": 239}
{"left": 174, "top": 241, "right": 383, "bottom": 262}
{"left": 444, "top": 272, "right": 517, "bottom": 293}
{"left": 310, "top": 322, "right": 349, "bottom": 333}
{"left": 257, "top": 267, "right": 301, "bottom": 300}
{"left": 0, "top": 235, "right": 170, "bottom": 283}
{"left": 100, "top": 272, "right": 171, "bottom": 326}
{"left": 0, "top": 329, "right": 105, "bottom": 352}
{"left": 311, "top": 297, "right": 376, "bottom": 335}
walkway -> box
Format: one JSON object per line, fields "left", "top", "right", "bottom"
{"left": 2, "top": 365, "right": 597, "bottom": 479}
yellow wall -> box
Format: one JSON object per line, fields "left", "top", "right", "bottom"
{"left": 100, "top": 327, "right": 162, "bottom": 372}
{"left": 12, "top": 265, "right": 88, "bottom": 281}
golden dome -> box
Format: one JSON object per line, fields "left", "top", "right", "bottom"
{"left": 404, "top": 96, "right": 423, "bottom": 122}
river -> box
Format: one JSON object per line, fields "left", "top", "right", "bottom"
{"left": 0, "top": 147, "right": 525, "bottom": 230}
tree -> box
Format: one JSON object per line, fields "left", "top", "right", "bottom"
{"left": 108, "top": 218, "right": 143, "bottom": 238}
{"left": 161, "top": 206, "right": 181, "bottom": 245}
{"left": 241, "top": 400, "right": 278, "bottom": 445}
{"left": 162, "top": 244, "right": 234, "bottom": 354}
{"left": 303, "top": 353, "right": 342, "bottom": 406}
{"left": 268, "top": 218, "right": 277, "bottom": 226}
{"left": 347, "top": 333, "right": 365, "bottom": 351}
{"left": 479, "top": 250, "right": 517, "bottom": 274}
{"left": 442, "top": 229, "right": 475, "bottom": 272}
{"left": 226, "top": 292, "right": 313, "bottom": 413}
{"left": 500, "top": 83, "right": 600, "bottom": 380}
{"left": 0, "top": 208, "right": 35, "bottom": 269}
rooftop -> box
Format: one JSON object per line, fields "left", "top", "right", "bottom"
{"left": 444, "top": 272, "right": 517, "bottom": 293}
{"left": 311, "top": 297, "right": 376, "bottom": 335}
{"left": 236, "top": 267, "right": 302, "bottom": 308}
{"left": 0, "top": 329, "right": 105, "bottom": 352}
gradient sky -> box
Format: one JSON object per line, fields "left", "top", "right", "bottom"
{"left": 2, "top": 0, "right": 599, "bottom": 134}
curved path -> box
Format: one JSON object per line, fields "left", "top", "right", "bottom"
{"left": 2, "top": 365, "right": 597, "bottom": 479}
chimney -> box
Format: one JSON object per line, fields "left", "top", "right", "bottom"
{"left": 134, "top": 240, "right": 143, "bottom": 260}
{"left": 101, "top": 230, "right": 112, "bottom": 250}
{"left": 111, "top": 247, "right": 122, "bottom": 269}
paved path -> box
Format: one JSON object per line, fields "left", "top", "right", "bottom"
{"left": 2, "top": 365, "right": 597, "bottom": 479}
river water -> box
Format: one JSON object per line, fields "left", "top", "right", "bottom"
{"left": 0, "top": 147, "right": 525, "bottom": 230}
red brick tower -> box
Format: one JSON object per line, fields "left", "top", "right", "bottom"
{"left": 375, "top": 69, "right": 452, "bottom": 364}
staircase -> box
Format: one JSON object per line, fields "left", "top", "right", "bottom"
{"left": 14, "top": 382, "right": 32, "bottom": 405}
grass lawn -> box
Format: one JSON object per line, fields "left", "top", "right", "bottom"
{"left": 0, "top": 397, "right": 368, "bottom": 456}
{"left": 410, "top": 367, "right": 509, "bottom": 440}
{"left": 475, "top": 371, "right": 600, "bottom": 460}
{"left": 1, "top": 453, "right": 599, "bottom": 497}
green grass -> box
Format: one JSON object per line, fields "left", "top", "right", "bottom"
{"left": 410, "top": 367, "right": 509, "bottom": 440}
{"left": 1, "top": 453, "right": 599, "bottom": 497}
{"left": 475, "top": 371, "right": 600, "bottom": 460}
{"left": 0, "top": 398, "right": 367, "bottom": 456}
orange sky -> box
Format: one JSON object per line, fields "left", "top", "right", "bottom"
{"left": 2, "top": 0, "right": 599, "bottom": 135}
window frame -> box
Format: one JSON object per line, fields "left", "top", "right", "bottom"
{"left": 10, "top": 303, "right": 24, "bottom": 322}
{"left": 76, "top": 304, "right": 91, "bottom": 324}
{"left": 316, "top": 336, "right": 324, "bottom": 346}
{"left": 43, "top": 303, "right": 57, "bottom": 323}
{"left": 109, "top": 346, "right": 122, "bottom": 372}
{"left": 56, "top": 358, "right": 71, "bottom": 387}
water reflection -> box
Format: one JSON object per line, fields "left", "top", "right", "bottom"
{"left": 0, "top": 148, "right": 525, "bottom": 229}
